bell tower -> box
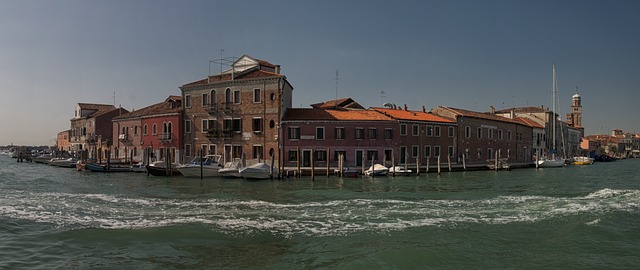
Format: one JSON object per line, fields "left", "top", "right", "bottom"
{"left": 566, "top": 87, "right": 584, "bottom": 137}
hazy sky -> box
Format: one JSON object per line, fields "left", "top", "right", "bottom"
{"left": 2, "top": 0, "right": 639, "bottom": 145}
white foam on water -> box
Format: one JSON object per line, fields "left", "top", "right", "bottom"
{"left": 1, "top": 189, "right": 639, "bottom": 236}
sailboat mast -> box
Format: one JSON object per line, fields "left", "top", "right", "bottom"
{"left": 552, "top": 64, "right": 556, "bottom": 153}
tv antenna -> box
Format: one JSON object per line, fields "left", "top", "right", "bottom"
{"left": 334, "top": 69, "right": 339, "bottom": 106}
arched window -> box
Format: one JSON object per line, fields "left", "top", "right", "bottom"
{"left": 168, "top": 122, "right": 172, "bottom": 134}
{"left": 225, "top": 88, "right": 231, "bottom": 104}
{"left": 144, "top": 124, "right": 148, "bottom": 136}
{"left": 163, "top": 122, "right": 168, "bottom": 134}
{"left": 210, "top": 90, "right": 216, "bottom": 106}
{"left": 152, "top": 123, "right": 157, "bottom": 135}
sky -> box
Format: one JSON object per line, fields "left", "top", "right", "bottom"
{"left": 1, "top": 0, "right": 639, "bottom": 146}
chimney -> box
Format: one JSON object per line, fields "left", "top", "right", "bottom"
{"left": 404, "top": 104, "right": 408, "bottom": 111}
{"left": 489, "top": 105, "right": 495, "bottom": 114}
{"left": 422, "top": 106, "right": 426, "bottom": 113}
{"left": 275, "top": 65, "right": 281, "bottom": 74}
{"left": 510, "top": 110, "right": 515, "bottom": 119}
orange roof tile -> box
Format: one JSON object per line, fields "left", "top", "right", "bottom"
{"left": 514, "top": 117, "right": 544, "bottom": 129}
{"left": 372, "top": 107, "right": 455, "bottom": 123}
{"left": 284, "top": 108, "right": 393, "bottom": 122}
{"left": 438, "top": 106, "right": 525, "bottom": 125}
{"left": 113, "top": 100, "right": 181, "bottom": 121}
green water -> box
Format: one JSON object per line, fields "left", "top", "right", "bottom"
{"left": 1, "top": 155, "right": 639, "bottom": 269}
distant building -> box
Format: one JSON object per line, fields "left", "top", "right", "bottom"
{"left": 179, "top": 55, "right": 293, "bottom": 166}
{"left": 566, "top": 89, "right": 584, "bottom": 138}
{"left": 70, "top": 103, "right": 128, "bottom": 160}
{"left": 56, "top": 130, "right": 71, "bottom": 152}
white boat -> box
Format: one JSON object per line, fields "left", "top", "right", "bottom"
{"left": 364, "top": 164, "right": 389, "bottom": 176}
{"left": 219, "top": 161, "right": 243, "bottom": 178}
{"left": 239, "top": 162, "right": 278, "bottom": 180}
{"left": 32, "top": 154, "right": 53, "bottom": 164}
{"left": 49, "top": 158, "right": 79, "bottom": 168}
{"left": 389, "top": 166, "right": 412, "bottom": 176}
{"left": 536, "top": 64, "right": 566, "bottom": 168}
{"left": 177, "top": 155, "right": 223, "bottom": 178}
{"left": 571, "top": 156, "right": 594, "bottom": 165}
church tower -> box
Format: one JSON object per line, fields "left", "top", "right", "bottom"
{"left": 566, "top": 87, "right": 584, "bottom": 137}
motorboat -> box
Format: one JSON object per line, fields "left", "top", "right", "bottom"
{"left": 85, "top": 162, "right": 133, "bottom": 172}
{"left": 145, "top": 160, "right": 182, "bottom": 176}
{"left": 239, "top": 162, "right": 278, "bottom": 180}
{"left": 389, "top": 166, "right": 412, "bottom": 176}
{"left": 364, "top": 164, "right": 389, "bottom": 176}
{"left": 219, "top": 161, "right": 243, "bottom": 178}
{"left": 571, "top": 156, "right": 594, "bottom": 165}
{"left": 177, "top": 155, "right": 223, "bottom": 178}
{"left": 32, "top": 154, "right": 53, "bottom": 164}
{"left": 49, "top": 158, "right": 79, "bottom": 168}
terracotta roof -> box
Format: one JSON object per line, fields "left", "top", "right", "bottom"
{"left": 437, "top": 106, "right": 525, "bottom": 125}
{"left": 372, "top": 107, "right": 455, "bottom": 124}
{"left": 78, "top": 103, "right": 116, "bottom": 111}
{"left": 113, "top": 100, "right": 181, "bottom": 120}
{"left": 181, "top": 69, "right": 282, "bottom": 87}
{"left": 514, "top": 117, "right": 544, "bottom": 129}
{"left": 311, "top": 98, "right": 365, "bottom": 109}
{"left": 284, "top": 108, "right": 393, "bottom": 122}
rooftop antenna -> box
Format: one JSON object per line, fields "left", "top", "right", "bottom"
{"left": 334, "top": 69, "right": 339, "bottom": 107}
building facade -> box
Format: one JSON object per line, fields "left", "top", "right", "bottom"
{"left": 70, "top": 103, "right": 128, "bottom": 161}
{"left": 432, "top": 106, "right": 534, "bottom": 163}
{"left": 281, "top": 108, "right": 398, "bottom": 168}
{"left": 179, "top": 55, "right": 293, "bottom": 166}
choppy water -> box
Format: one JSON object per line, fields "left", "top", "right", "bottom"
{"left": 1, "top": 155, "right": 639, "bottom": 269}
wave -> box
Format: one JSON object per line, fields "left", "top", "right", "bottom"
{"left": 1, "top": 189, "right": 639, "bottom": 237}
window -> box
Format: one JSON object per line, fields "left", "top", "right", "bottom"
{"left": 233, "top": 90, "right": 240, "bottom": 104}
{"left": 488, "top": 148, "right": 494, "bottom": 160}
{"left": 384, "top": 149, "right": 392, "bottom": 161}
{"left": 384, "top": 128, "right": 393, "bottom": 140}
{"left": 412, "top": 125, "right": 419, "bottom": 136}
{"left": 335, "top": 127, "right": 345, "bottom": 140}
{"left": 426, "top": 126, "right": 433, "bottom": 137}
{"left": 253, "top": 89, "right": 261, "bottom": 103}
{"left": 434, "top": 126, "right": 441, "bottom": 137}
{"left": 400, "top": 146, "right": 407, "bottom": 163}
{"left": 355, "top": 128, "right": 364, "bottom": 140}
{"left": 508, "top": 130, "right": 512, "bottom": 141}
{"left": 185, "top": 95, "right": 191, "bottom": 108}
{"left": 488, "top": 129, "right": 494, "bottom": 140}
{"left": 477, "top": 127, "right": 482, "bottom": 139}
{"left": 334, "top": 150, "right": 346, "bottom": 161}
{"left": 202, "top": 93, "right": 208, "bottom": 106}
{"left": 152, "top": 124, "right": 158, "bottom": 136}
{"left": 210, "top": 90, "right": 216, "bottom": 106}
{"left": 498, "top": 129, "right": 503, "bottom": 140}
{"left": 144, "top": 124, "right": 148, "bottom": 136}
{"left": 434, "top": 146, "right": 441, "bottom": 157}
{"left": 252, "top": 118, "right": 263, "bottom": 133}
{"left": 184, "top": 120, "right": 191, "bottom": 133}
{"left": 425, "top": 145, "right": 431, "bottom": 158}
{"left": 477, "top": 148, "right": 482, "bottom": 160}
{"left": 232, "top": 118, "right": 242, "bottom": 132}
{"left": 367, "top": 150, "right": 378, "bottom": 161}
{"left": 400, "top": 124, "right": 407, "bottom": 136}
{"left": 448, "top": 146, "right": 455, "bottom": 157}
{"left": 225, "top": 88, "right": 232, "bottom": 104}
{"left": 289, "top": 127, "right": 300, "bottom": 140}
{"left": 209, "top": 145, "right": 217, "bottom": 156}
{"left": 288, "top": 150, "right": 298, "bottom": 162}
{"left": 316, "top": 127, "right": 325, "bottom": 140}
{"left": 412, "top": 145, "right": 419, "bottom": 158}
{"left": 185, "top": 144, "right": 192, "bottom": 157}
{"left": 253, "top": 145, "right": 263, "bottom": 160}
{"left": 202, "top": 119, "right": 209, "bottom": 133}
{"left": 368, "top": 128, "right": 377, "bottom": 140}
{"left": 315, "top": 150, "right": 327, "bottom": 162}
{"left": 448, "top": 126, "right": 454, "bottom": 137}
{"left": 465, "top": 126, "right": 471, "bottom": 138}
{"left": 134, "top": 126, "right": 138, "bottom": 136}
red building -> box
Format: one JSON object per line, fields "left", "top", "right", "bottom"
{"left": 70, "top": 103, "right": 128, "bottom": 161}
{"left": 281, "top": 107, "right": 398, "bottom": 168}
{"left": 112, "top": 96, "right": 182, "bottom": 163}
{"left": 372, "top": 106, "right": 457, "bottom": 165}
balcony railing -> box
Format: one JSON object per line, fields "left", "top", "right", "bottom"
{"left": 118, "top": 134, "right": 129, "bottom": 141}
{"left": 159, "top": 133, "right": 172, "bottom": 142}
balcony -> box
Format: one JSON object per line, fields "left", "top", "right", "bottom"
{"left": 159, "top": 133, "right": 172, "bottom": 143}
{"left": 203, "top": 104, "right": 217, "bottom": 114}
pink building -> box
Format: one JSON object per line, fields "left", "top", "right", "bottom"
{"left": 281, "top": 108, "right": 398, "bottom": 168}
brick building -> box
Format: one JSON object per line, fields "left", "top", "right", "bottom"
{"left": 372, "top": 106, "right": 457, "bottom": 165}
{"left": 179, "top": 55, "right": 293, "bottom": 166}
{"left": 70, "top": 103, "right": 128, "bottom": 160}
{"left": 431, "top": 106, "right": 534, "bottom": 163}
{"left": 281, "top": 107, "right": 398, "bottom": 169}
{"left": 56, "top": 130, "right": 70, "bottom": 152}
